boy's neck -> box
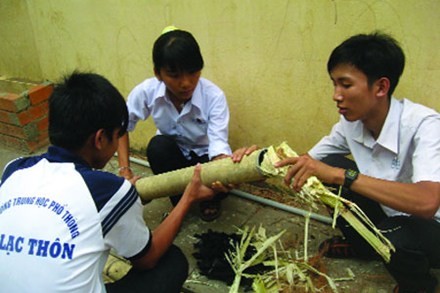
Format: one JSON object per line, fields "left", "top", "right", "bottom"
{"left": 364, "top": 98, "right": 391, "bottom": 140}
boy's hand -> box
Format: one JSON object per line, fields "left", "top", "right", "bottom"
{"left": 275, "top": 154, "right": 342, "bottom": 191}
{"left": 210, "top": 180, "right": 232, "bottom": 193}
{"left": 128, "top": 175, "right": 142, "bottom": 185}
{"left": 182, "top": 164, "right": 215, "bottom": 204}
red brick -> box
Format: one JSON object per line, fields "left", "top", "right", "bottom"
{"left": 0, "top": 121, "right": 40, "bottom": 140}
{"left": 16, "top": 101, "right": 48, "bottom": 126}
{"left": 0, "top": 133, "right": 49, "bottom": 154}
{"left": 36, "top": 130, "right": 49, "bottom": 141}
{"left": 0, "top": 134, "right": 28, "bottom": 153}
{"left": 0, "top": 110, "right": 17, "bottom": 125}
{"left": 28, "top": 83, "right": 53, "bottom": 105}
{"left": 0, "top": 81, "right": 51, "bottom": 153}
{"left": 35, "top": 130, "right": 48, "bottom": 142}
{"left": 24, "top": 123, "right": 39, "bottom": 140}
{"left": 0, "top": 93, "right": 29, "bottom": 112}
{"left": 36, "top": 116, "right": 49, "bottom": 132}
{"left": 0, "top": 122, "right": 26, "bottom": 138}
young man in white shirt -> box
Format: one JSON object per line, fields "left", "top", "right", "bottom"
{"left": 276, "top": 32, "right": 440, "bottom": 293}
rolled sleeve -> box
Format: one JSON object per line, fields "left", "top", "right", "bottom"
{"left": 126, "top": 81, "right": 156, "bottom": 132}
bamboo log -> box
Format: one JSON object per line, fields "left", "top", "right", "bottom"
{"left": 135, "top": 148, "right": 269, "bottom": 201}
{"left": 103, "top": 252, "right": 131, "bottom": 283}
{"left": 134, "top": 142, "right": 394, "bottom": 262}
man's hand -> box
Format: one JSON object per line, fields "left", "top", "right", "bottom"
{"left": 275, "top": 154, "right": 344, "bottom": 192}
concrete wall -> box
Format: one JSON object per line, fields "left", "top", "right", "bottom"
{"left": 1, "top": 0, "right": 439, "bottom": 154}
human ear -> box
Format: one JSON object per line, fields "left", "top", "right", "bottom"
{"left": 376, "top": 77, "right": 390, "bottom": 98}
{"left": 93, "top": 129, "right": 106, "bottom": 150}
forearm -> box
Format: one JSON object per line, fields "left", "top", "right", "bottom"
{"left": 155, "top": 198, "right": 190, "bottom": 241}
{"left": 131, "top": 163, "right": 211, "bottom": 270}
{"left": 292, "top": 155, "right": 440, "bottom": 218}
{"left": 141, "top": 198, "right": 191, "bottom": 268}
{"left": 117, "top": 133, "right": 130, "bottom": 167}
{"left": 350, "top": 175, "right": 440, "bottom": 218}
{"left": 117, "top": 133, "right": 135, "bottom": 180}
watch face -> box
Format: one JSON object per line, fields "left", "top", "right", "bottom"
{"left": 346, "top": 169, "right": 357, "bottom": 178}
{"left": 344, "top": 169, "right": 359, "bottom": 189}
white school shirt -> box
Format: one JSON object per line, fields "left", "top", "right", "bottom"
{"left": 126, "top": 77, "right": 232, "bottom": 160}
{"left": 309, "top": 98, "right": 440, "bottom": 220}
{"left": 0, "top": 146, "right": 151, "bottom": 292}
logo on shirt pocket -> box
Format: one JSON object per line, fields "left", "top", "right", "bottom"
{"left": 391, "top": 156, "right": 401, "bottom": 169}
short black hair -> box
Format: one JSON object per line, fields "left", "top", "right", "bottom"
{"left": 327, "top": 32, "right": 405, "bottom": 96}
{"left": 49, "top": 71, "right": 128, "bottom": 150}
{"left": 152, "top": 29, "right": 204, "bottom": 73}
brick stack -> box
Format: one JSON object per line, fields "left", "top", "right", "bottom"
{"left": 0, "top": 80, "right": 53, "bottom": 153}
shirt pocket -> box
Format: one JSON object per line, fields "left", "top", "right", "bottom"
{"left": 183, "top": 116, "right": 208, "bottom": 142}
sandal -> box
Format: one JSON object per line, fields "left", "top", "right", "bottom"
{"left": 199, "top": 199, "right": 221, "bottom": 222}
{"left": 318, "top": 236, "right": 357, "bottom": 259}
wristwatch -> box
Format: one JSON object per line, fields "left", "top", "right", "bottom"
{"left": 343, "top": 169, "right": 359, "bottom": 189}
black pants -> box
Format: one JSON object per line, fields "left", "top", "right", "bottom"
{"left": 105, "top": 245, "right": 188, "bottom": 293}
{"left": 146, "top": 135, "right": 210, "bottom": 206}
{"left": 322, "top": 155, "right": 440, "bottom": 292}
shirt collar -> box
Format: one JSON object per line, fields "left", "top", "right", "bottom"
{"left": 353, "top": 97, "right": 402, "bottom": 154}
{"left": 46, "top": 145, "right": 90, "bottom": 167}
{"left": 155, "top": 80, "right": 203, "bottom": 111}
{"left": 352, "top": 97, "right": 401, "bottom": 154}
{"left": 376, "top": 97, "right": 401, "bottom": 154}
{"left": 190, "top": 82, "right": 203, "bottom": 109}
